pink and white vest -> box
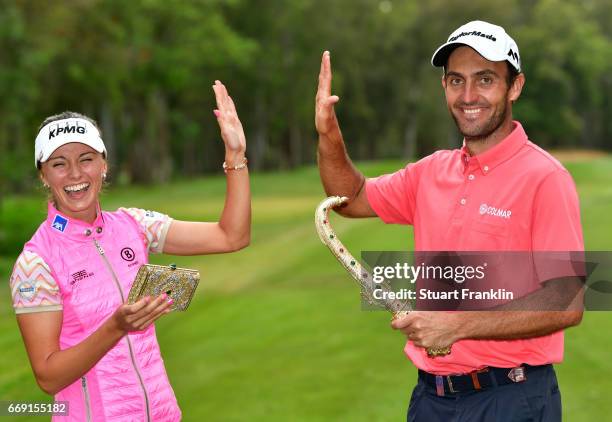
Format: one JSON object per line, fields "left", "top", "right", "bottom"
{"left": 24, "top": 204, "right": 181, "bottom": 421}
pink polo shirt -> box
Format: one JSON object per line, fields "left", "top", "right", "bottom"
{"left": 366, "top": 121, "right": 583, "bottom": 374}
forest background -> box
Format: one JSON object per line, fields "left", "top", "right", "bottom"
{"left": 1, "top": 0, "right": 611, "bottom": 196}
{"left": 1, "top": 1, "right": 611, "bottom": 420}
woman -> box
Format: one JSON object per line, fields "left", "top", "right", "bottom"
{"left": 9, "top": 81, "right": 249, "bottom": 421}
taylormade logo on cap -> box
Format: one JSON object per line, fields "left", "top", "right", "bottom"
{"left": 449, "top": 31, "right": 497, "bottom": 43}
{"left": 431, "top": 20, "right": 521, "bottom": 72}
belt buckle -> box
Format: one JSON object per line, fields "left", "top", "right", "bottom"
{"left": 446, "top": 375, "right": 459, "bottom": 393}
{"left": 507, "top": 366, "right": 527, "bottom": 383}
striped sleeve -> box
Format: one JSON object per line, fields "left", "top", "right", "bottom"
{"left": 10, "top": 250, "right": 62, "bottom": 314}
{"left": 120, "top": 208, "right": 173, "bottom": 253}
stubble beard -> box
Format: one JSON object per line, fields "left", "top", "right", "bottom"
{"left": 451, "top": 93, "right": 509, "bottom": 142}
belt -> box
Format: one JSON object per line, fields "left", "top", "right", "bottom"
{"left": 418, "top": 364, "right": 551, "bottom": 396}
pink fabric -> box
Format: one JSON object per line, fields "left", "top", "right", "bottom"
{"left": 366, "top": 121, "right": 584, "bottom": 375}
{"left": 21, "top": 203, "right": 180, "bottom": 421}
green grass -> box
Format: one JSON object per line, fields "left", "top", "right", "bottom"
{"left": 1, "top": 158, "right": 611, "bottom": 421}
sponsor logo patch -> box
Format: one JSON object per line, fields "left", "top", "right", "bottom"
{"left": 144, "top": 209, "right": 164, "bottom": 220}
{"left": 51, "top": 214, "right": 69, "bottom": 232}
{"left": 121, "top": 247, "right": 136, "bottom": 262}
{"left": 479, "top": 203, "right": 512, "bottom": 219}
{"left": 18, "top": 281, "right": 37, "bottom": 301}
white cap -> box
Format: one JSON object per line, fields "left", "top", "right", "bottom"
{"left": 431, "top": 20, "right": 521, "bottom": 72}
{"left": 34, "top": 118, "right": 106, "bottom": 167}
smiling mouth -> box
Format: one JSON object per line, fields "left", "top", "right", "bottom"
{"left": 457, "top": 107, "right": 489, "bottom": 120}
{"left": 64, "top": 183, "right": 90, "bottom": 194}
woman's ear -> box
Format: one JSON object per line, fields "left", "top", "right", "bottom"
{"left": 39, "top": 171, "right": 49, "bottom": 188}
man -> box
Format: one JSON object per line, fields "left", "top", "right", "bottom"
{"left": 315, "top": 20, "right": 583, "bottom": 421}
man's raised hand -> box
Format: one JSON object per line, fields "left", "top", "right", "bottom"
{"left": 315, "top": 51, "right": 341, "bottom": 138}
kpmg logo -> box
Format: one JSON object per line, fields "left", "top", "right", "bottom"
{"left": 48, "top": 121, "right": 86, "bottom": 140}
{"left": 479, "top": 203, "right": 512, "bottom": 219}
{"left": 51, "top": 214, "right": 69, "bottom": 232}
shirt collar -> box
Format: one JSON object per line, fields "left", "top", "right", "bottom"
{"left": 46, "top": 202, "right": 106, "bottom": 240}
{"left": 460, "top": 121, "right": 528, "bottom": 175}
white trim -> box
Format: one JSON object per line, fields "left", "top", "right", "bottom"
{"left": 14, "top": 305, "right": 63, "bottom": 314}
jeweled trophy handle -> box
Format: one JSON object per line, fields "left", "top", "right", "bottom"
{"left": 315, "top": 196, "right": 451, "bottom": 358}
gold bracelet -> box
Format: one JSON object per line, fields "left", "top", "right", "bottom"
{"left": 223, "top": 157, "right": 248, "bottom": 173}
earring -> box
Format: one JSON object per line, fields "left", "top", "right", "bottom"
{"left": 43, "top": 183, "right": 49, "bottom": 188}
{"left": 102, "top": 172, "right": 107, "bottom": 180}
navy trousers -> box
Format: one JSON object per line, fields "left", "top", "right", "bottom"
{"left": 407, "top": 365, "right": 561, "bottom": 422}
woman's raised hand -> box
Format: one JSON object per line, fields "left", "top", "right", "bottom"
{"left": 213, "top": 80, "right": 246, "bottom": 156}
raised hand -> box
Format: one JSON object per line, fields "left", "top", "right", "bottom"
{"left": 315, "top": 51, "right": 341, "bottom": 137}
{"left": 213, "top": 80, "right": 246, "bottom": 155}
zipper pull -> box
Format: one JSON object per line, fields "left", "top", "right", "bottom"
{"left": 93, "top": 239, "right": 105, "bottom": 255}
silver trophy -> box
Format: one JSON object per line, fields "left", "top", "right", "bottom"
{"left": 315, "top": 196, "right": 451, "bottom": 358}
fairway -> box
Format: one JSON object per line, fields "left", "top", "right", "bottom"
{"left": 1, "top": 158, "right": 611, "bottom": 421}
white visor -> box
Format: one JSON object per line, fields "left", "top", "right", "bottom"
{"left": 34, "top": 118, "right": 106, "bottom": 167}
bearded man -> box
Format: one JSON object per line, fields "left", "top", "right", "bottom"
{"left": 315, "top": 20, "right": 583, "bottom": 422}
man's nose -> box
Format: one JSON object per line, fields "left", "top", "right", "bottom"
{"left": 461, "top": 81, "right": 479, "bottom": 104}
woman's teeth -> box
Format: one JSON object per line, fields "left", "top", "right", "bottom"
{"left": 64, "top": 183, "right": 90, "bottom": 193}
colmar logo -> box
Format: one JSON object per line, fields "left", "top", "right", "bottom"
{"left": 479, "top": 203, "right": 512, "bottom": 219}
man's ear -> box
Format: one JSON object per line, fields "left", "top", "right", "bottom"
{"left": 509, "top": 73, "right": 525, "bottom": 102}
{"left": 441, "top": 74, "right": 447, "bottom": 89}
